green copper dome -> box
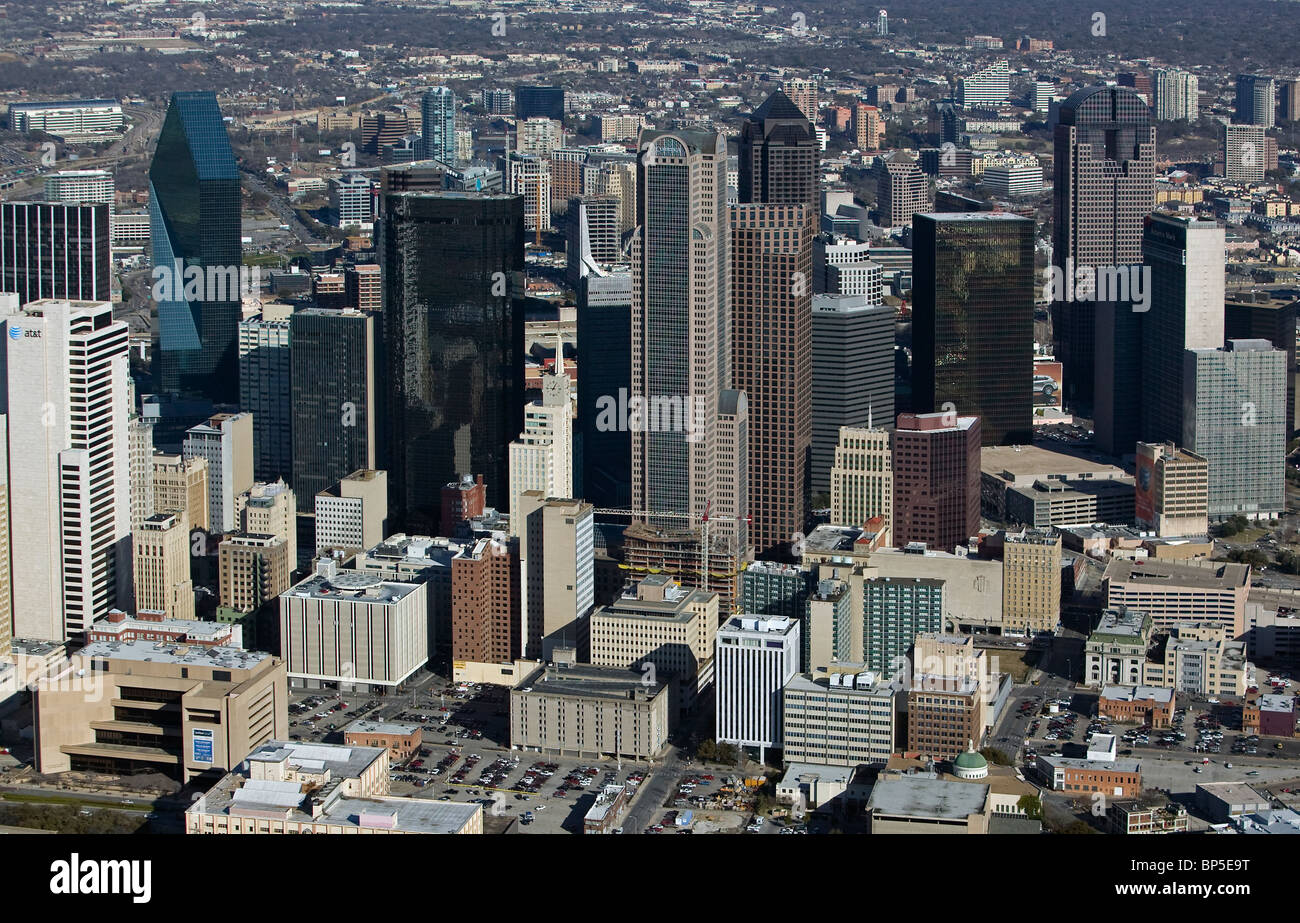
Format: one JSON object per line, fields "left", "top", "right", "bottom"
{"left": 953, "top": 750, "right": 988, "bottom": 771}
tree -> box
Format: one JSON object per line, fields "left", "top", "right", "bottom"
{"left": 979, "top": 747, "right": 1012, "bottom": 766}
{"left": 1017, "top": 793, "right": 1043, "bottom": 819}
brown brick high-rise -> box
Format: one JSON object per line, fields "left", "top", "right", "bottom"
{"left": 892, "top": 412, "right": 981, "bottom": 553}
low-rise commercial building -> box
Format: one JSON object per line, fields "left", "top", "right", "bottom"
{"left": 1107, "top": 800, "right": 1189, "bottom": 834}
{"left": 185, "top": 740, "right": 482, "bottom": 834}
{"left": 1098, "top": 685, "right": 1175, "bottom": 727}
{"left": 1037, "top": 756, "right": 1142, "bottom": 797}
{"left": 583, "top": 783, "right": 632, "bottom": 834}
{"left": 86, "top": 610, "right": 240, "bottom": 648}
{"left": 344, "top": 720, "right": 422, "bottom": 762}
{"left": 509, "top": 660, "right": 669, "bottom": 760}
{"left": 33, "top": 640, "right": 287, "bottom": 783}
{"left": 1196, "top": 781, "right": 1271, "bottom": 824}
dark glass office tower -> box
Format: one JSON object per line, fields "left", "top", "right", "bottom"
{"left": 150, "top": 91, "right": 242, "bottom": 403}
{"left": 378, "top": 191, "right": 524, "bottom": 530}
{"left": 1051, "top": 86, "right": 1155, "bottom": 420}
{"left": 515, "top": 85, "right": 565, "bottom": 121}
{"left": 0, "top": 202, "right": 111, "bottom": 304}
{"left": 913, "top": 212, "right": 1035, "bottom": 447}
{"left": 289, "top": 308, "right": 378, "bottom": 503}
{"left": 738, "top": 90, "right": 819, "bottom": 215}
{"left": 576, "top": 272, "right": 633, "bottom": 509}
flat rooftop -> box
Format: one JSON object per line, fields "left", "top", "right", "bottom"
{"left": 77, "top": 639, "right": 271, "bottom": 671}
{"left": 1090, "top": 608, "right": 1150, "bottom": 639}
{"left": 981, "top": 444, "right": 1127, "bottom": 485}
{"left": 1104, "top": 559, "right": 1250, "bottom": 591}
{"left": 285, "top": 571, "right": 422, "bottom": 604}
{"left": 1040, "top": 755, "right": 1142, "bottom": 773}
{"left": 1100, "top": 685, "right": 1174, "bottom": 703}
{"left": 1196, "top": 781, "right": 1270, "bottom": 804}
{"left": 345, "top": 720, "right": 421, "bottom": 737}
{"left": 517, "top": 662, "right": 665, "bottom": 701}
{"left": 868, "top": 775, "right": 989, "bottom": 820}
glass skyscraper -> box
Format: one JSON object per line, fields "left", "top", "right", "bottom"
{"left": 912, "top": 212, "right": 1035, "bottom": 447}
{"left": 378, "top": 190, "right": 525, "bottom": 530}
{"left": 420, "top": 87, "right": 456, "bottom": 164}
{"left": 150, "top": 91, "right": 242, "bottom": 404}
{"left": 1051, "top": 85, "right": 1155, "bottom": 426}
{"left": 289, "top": 308, "right": 378, "bottom": 504}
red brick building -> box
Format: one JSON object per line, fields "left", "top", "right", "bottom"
{"left": 892, "top": 413, "right": 982, "bottom": 553}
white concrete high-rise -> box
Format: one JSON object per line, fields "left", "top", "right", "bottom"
{"left": 715, "top": 614, "right": 801, "bottom": 762}
{"left": 2, "top": 297, "right": 130, "bottom": 641}
{"left": 1153, "top": 69, "right": 1198, "bottom": 121}
{"left": 43, "top": 169, "right": 115, "bottom": 206}
{"left": 508, "top": 354, "right": 573, "bottom": 534}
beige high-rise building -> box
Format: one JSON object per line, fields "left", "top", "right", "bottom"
{"left": 183, "top": 412, "right": 254, "bottom": 534}
{"left": 1002, "top": 530, "right": 1062, "bottom": 636}
{"left": 589, "top": 575, "right": 718, "bottom": 711}
{"left": 315, "top": 469, "right": 389, "bottom": 557}
{"left": 153, "top": 452, "right": 210, "bottom": 531}
{"left": 506, "top": 151, "right": 551, "bottom": 234}
{"left": 876, "top": 151, "right": 928, "bottom": 227}
{"left": 236, "top": 479, "right": 297, "bottom": 568}
{"left": 128, "top": 411, "right": 155, "bottom": 529}
{"left": 853, "top": 102, "right": 884, "bottom": 151}
{"left": 830, "top": 425, "right": 892, "bottom": 530}
{"left": 219, "top": 534, "right": 293, "bottom": 615}
{"left": 783, "top": 78, "right": 819, "bottom": 123}
{"left": 1135, "top": 441, "right": 1209, "bottom": 537}
{"left": 516, "top": 492, "right": 594, "bottom": 661}
{"left": 133, "top": 511, "right": 195, "bottom": 620}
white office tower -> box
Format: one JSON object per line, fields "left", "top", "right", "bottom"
{"left": 183, "top": 412, "right": 254, "bottom": 534}
{"left": 44, "top": 169, "right": 115, "bottom": 206}
{"left": 1033, "top": 78, "right": 1055, "bottom": 114}
{"left": 1153, "top": 69, "right": 1198, "bottom": 121}
{"left": 957, "top": 60, "right": 1010, "bottom": 109}
{"left": 2, "top": 297, "right": 130, "bottom": 641}
{"left": 1184, "top": 339, "right": 1286, "bottom": 521}
{"left": 508, "top": 351, "right": 573, "bottom": 534}
{"left": 506, "top": 152, "right": 552, "bottom": 234}
{"left": 517, "top": 492, "right": 595, "bottom": 660}
{"left": 715, "top": 614, "right": 801, "bottom": 762}
{"left": 330, "top": 173, "right": 373, "bottom": 231}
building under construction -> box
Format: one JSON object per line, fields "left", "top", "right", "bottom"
{"left": 620, "top": 520, "right": 743, "bottom": 614}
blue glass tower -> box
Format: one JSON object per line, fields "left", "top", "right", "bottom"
{"left": 150, "top": 91, "right": 241, "bottom": 403}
